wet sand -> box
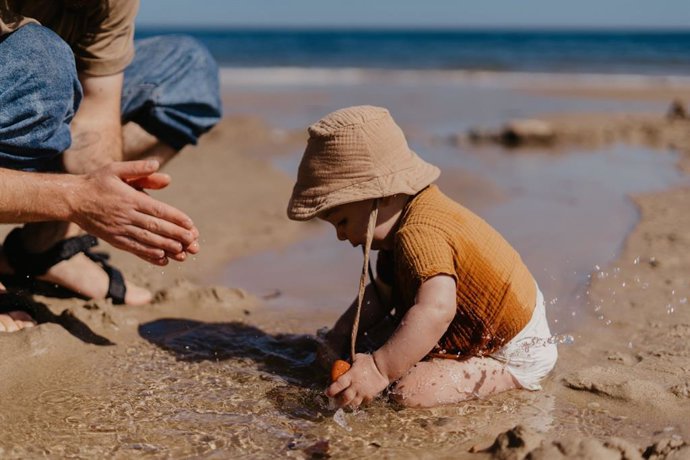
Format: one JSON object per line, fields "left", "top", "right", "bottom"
{"left": 1, "top": 76, "right": 690, "bottom": 458}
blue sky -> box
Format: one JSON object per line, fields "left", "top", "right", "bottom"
{"left": 137, "top": 0, "right": 690, "bottom": 29}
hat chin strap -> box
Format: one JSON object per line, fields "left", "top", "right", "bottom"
{"left": 350, "top": 199, "right": 379, "bottom": 361}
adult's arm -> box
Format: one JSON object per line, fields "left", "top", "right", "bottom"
{"left": 62, "top": 72, "right": 124, "bottom": 174}
{"left": 0, "top": 161, "right": 199, "bottom": 265}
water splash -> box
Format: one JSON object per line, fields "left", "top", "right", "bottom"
{"left": 512, "top": 334, "right": 575, "bottom": 354}
{"left": 549, "top": 334, "right": 575, "bottom": 345}
{"left": 333, "top": 408, "right": 352, "bottom": 432}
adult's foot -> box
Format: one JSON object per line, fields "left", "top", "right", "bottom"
{"left": 0, "top": 282, "right": 37, "bottom": 332}
{"left": 39, "top": 251, "right": 152, "bottom": 305}
{"left": 0, "top": 311, "right": 36, "bottom": 332}
{"left": 0, "top": 224, "right": 152, "bottom": 306}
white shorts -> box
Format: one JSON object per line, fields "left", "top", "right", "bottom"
{"left": 490, "top": 285, "right": 558, "bottom": 390}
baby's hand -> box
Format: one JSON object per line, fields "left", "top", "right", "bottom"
{"left": 326, "top": 353, "right": 389, "bottom": 408}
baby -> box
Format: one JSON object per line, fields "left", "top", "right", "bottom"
{"left": 287, "top": 106, "right": 557, "bottom": 408}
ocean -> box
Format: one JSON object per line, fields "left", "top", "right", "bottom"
{"left": 135, "top": 28, "right": 690, "bottom": 75}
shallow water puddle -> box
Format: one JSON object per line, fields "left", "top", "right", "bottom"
{"left": 217, "top": 144, "right": 688, "bottom": 336}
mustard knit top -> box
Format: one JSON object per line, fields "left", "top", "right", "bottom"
{"left": 377, "top": 185, "right": 536, "bottom": 359}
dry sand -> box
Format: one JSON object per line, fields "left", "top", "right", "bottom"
{"left": 0, "top": 86, "right": 689, "bottom": 458}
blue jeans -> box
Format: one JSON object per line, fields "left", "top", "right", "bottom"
{"left": 0, "top": 24, "right": 222, "bottom": 172}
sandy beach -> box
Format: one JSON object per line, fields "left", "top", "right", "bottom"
{"left": 1, "top": 73, "right": 689, "bottom": 459}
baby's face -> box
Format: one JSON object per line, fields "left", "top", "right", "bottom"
{"left": 319, "top": 200, "right": 386, "bottom": 249}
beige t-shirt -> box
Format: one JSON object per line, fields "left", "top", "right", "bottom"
{"left": 0, "top": 0, "right": 139, "bottom": 76}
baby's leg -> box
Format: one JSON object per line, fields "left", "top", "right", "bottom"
{"left": 390, "top": 357, "right": 521, "bottom": 408}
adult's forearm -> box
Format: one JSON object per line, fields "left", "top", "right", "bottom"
{"left": 0, "top": 169, "right": 77, "bottom": 223}
{"left": 63, "top": 117, "right": 122, "bottom": 174}
{"left": 63, "top": 72, "right": 124, "bottom": 174}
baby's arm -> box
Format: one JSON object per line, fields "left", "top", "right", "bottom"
{"left": 318, "top": 281, "right": 390, "bottom": 366}
{"left": 326, "top": 274, "right": 456, "bottom": 407}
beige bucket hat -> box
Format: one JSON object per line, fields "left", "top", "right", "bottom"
{"left": 287, "top": 105, "right": 440, "bottom": 221}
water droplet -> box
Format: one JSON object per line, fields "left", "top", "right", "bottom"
{"left": 627, "top": 342, "right": 633, "bottom": 349}
{"left": 571, "top": 311, "right": 576, "bottom": 317}
{"left": 621, "top": 282, "right": 626, "bottom": 287}
{"left": 605, "top": 320, "right": 612, "bottom": 326}
{"left": 594, "top": 265, "right": 600, "bottom": 270}
{"left": 633, "top": 257, "right": 640, "bottom": 265}
{"left": 333, "top": 408, "right": 351, "bottom": 432}
{"left": 551, "top": 334, "right": 575, "bottom": 345}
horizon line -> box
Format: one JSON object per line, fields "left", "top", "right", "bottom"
{"left": 134, "top": 24, "right": 690, "bottom": 33}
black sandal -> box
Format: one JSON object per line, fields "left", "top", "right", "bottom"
{"left": 2, "top": 228, "right": 126, "bottom": 304}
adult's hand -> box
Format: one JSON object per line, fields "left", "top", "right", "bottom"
{"left": 69, "top": 160, "right": 199, "bottom": 265}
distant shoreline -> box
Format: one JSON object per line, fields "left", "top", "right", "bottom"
{"left": 218, "top": 66, "right": 690, "bottom": 87}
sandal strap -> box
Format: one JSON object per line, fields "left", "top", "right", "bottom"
{"left": 3, "top": 229, "right": 98, "bottom": 277}
{"left": 84, "top": 250, "right": 127, "bottom": 305}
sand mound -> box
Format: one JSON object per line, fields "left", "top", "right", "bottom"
{"left": 462, "top": 100, "right": 690, "bottom": 173}
{"left": 479, "top": 425, "right": 689, "bottom": 460}
{"left": 562, "top": 366, "right": 674, "bottom": 406}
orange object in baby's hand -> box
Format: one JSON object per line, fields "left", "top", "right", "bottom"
{"left": 330, "top": 359, "right": 351, "bottom": 382}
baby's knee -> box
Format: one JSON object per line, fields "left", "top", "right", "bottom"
{"left": 389, "top": 386, "right": 424, "bottom": 408}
